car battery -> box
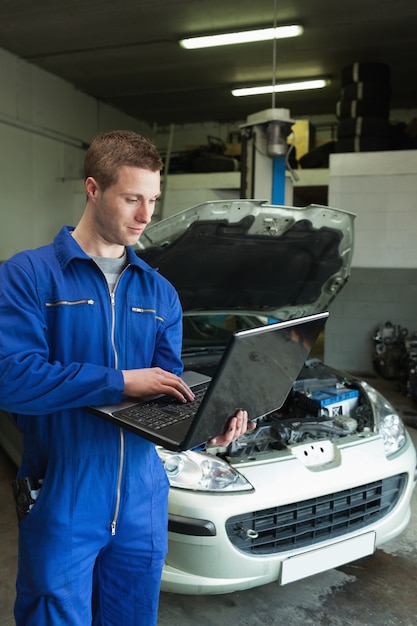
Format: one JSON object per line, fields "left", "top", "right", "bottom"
{"left": 295, "top": 386, "right": 359, "bottom": 417}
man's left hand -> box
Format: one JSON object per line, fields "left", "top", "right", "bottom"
{"left": 207, "top": 409, "right": 256, "bottom": 447}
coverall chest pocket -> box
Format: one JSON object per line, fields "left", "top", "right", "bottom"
{"left": 43, "top": 296, "right": 106, "bottom": 363}
{"left": 122, "top": 298, "right": 169, "bottom": 368}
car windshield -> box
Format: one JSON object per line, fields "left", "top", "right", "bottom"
{"left": 182, "top": 314, "right": 272, "bottom": 349}
{"left": 182, "top": 313, "right": 325, "bottom": 364}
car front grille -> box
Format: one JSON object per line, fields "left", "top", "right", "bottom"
{"left": 225, "top": 474, "right": 407, "bottom": 555}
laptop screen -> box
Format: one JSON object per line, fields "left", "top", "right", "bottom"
{"left": 186, "top": 312, "right": 328, "bottom": 445}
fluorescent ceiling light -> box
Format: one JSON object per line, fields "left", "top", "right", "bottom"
{"left": 179, "top": 25, "right": 303, "bottom": 49}
{"left": 232, "top": 79, "right": 328, "bottom": 97}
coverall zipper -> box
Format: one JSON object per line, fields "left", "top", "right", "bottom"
{"left": 45, "top": 299, "right": 95, "bottom": 306}
{"left": 132, "top": 306, "right": 164, "bottom": 322}
{"left": 111, "top": 427, "right": 124, "bottom": 536}
{"left": 107, "top": 267, "right": 129, "bottom": 536}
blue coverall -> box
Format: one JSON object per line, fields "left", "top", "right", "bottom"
{"left": 0, "top": 226, "right": 184, "bottom": 625}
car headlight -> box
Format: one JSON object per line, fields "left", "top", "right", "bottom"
{"left": 157, "top": 448, "right": 253, "bottom": 492}
{"left": 360, "top": 381, "right": 407, "bottom": 456}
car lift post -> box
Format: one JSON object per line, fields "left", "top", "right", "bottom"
{"left": 240, "top": 108, "right": 294, "bottom": 205}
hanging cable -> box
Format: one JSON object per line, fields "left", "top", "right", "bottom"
{"left": 271, "top": 0, "right": 278, "bottom": 109}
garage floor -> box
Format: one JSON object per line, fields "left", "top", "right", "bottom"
{"left": 1, "top": 374, "right": 417, "bottom": 626}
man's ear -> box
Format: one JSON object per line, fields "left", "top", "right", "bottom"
{"left": 85, "top": 177, "right": 99, "bottom": 200}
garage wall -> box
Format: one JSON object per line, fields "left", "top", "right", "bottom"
{"left": 325, "top": 151, "right": 417, "bottom": 374}
{"left": 0, "top": 47, "right": 151, "bottom": 259}
{"left": 1, "top": 45, "right": 417, "bottom": 376}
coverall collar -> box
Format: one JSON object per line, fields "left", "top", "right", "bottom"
{"left": 53, "top": 225, "right": 157, "bottom": 274}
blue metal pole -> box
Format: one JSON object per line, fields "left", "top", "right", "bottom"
{"left": 271, "top": 156, "right": 286, "bottom": 205}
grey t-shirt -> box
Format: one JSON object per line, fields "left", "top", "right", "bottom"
{"left": 91, "top": 252, "right": 127, "bottom": 293}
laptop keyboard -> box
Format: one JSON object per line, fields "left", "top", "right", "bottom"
{"left": 112, "top": 382, "right": 209, "bottom": 430}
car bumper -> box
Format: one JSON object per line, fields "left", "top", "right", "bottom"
{"left": 161, "top": 432, "right": 416, "bottom": 594}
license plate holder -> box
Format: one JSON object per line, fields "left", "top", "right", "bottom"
{"left": 279, "top": 532, "right": 376, "bottom": 585}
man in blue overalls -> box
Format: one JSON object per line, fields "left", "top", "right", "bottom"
{"left": 0, "top": 130, "right": 254, "bottom": 625}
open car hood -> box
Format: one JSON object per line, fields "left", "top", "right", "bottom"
{"left": 137, "top": 200, "right": 355, "bottom": 320}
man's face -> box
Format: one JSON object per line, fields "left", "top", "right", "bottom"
{"left": 86, "top": 165, "right": 161, "bottom": 249}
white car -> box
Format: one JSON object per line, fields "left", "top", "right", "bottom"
{"left": 1, "top": 200, "right": 415, "bottom": 596}
{"left": 137, "top": 200, "right": 417, "bottom": 594}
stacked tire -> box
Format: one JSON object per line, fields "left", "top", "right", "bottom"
{"left": 336, "top": 62, "right": 392, "bottom": 153}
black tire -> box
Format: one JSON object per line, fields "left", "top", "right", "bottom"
{"left": 336, "top": 136, "right": 390, "bottom": 152}
{"left": 341, "top": 81, "right": 391, "bottom": 102}
{"left": 341, "top": 62, "right": 391, "bottom": 86}
{"left": 337, "top": 117, "right": 391, "bottom": 139}
{"left": 336, "top": 99, "right": 391, "bottom": 119}
{"left": 299, "top": 141, "right": 336, "bottom": 169}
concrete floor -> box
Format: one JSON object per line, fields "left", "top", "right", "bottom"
{"left": 1, "top": 374, "right": 417, "bottom": 626}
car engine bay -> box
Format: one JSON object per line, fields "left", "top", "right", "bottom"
{"left": 224, "top": 359, "right": 375, "bottom": 459}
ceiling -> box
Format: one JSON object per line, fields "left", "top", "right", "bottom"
{"left": 0, "top": 0, "right": 416, "bottom": 126}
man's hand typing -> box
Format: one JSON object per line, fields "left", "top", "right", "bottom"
{"left": 122, "top": 367, "right": 195, "bottom": 403}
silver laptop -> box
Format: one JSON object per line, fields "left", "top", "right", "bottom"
{"left": 88, "top": 312, "right": 328, "bottom": 451}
